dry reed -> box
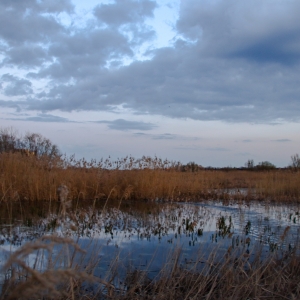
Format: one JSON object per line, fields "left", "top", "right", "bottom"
{"left": 1, "top": 237, "right": 300, "bottom": 299}
{"left": 1, "top": 152, "right": 300, "bottom": 203}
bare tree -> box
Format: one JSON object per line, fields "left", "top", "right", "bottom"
{"left": 22, "top": 132, "right": 60, "bottom": 158}
{"left": 290, "top": 154, "right": 300, "bottom": 170}
{"left": 0, "top": 127, "right": 21, "bottom": 153}
{"left": 245, "top": 159, "right": 254, "bottom": 169}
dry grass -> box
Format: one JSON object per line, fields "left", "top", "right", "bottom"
{"left": 121, "top": 252, "right": 300, "bottom": 299}
{"left": 1, "top": 235, "right": 114, "bottom": 300}
{"left": 1, "top": 234, "right": 300, "bottom": 299}
{"left": 1, "top": 152, "right": 300, "bottom": 203}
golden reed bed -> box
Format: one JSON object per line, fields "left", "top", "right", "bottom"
{"left": 1, "top": 152, "right": 299, "bottom": 203}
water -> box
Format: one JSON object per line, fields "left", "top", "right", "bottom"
{"left": 0, "top": 200, "right": 299, "bottom": 285}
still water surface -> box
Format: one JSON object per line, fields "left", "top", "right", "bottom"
{"left": 0, "top": 200, "right": 299, "bottom": 282}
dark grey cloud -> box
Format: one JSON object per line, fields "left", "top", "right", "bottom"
{"left": 0, "top": 0, "right": 72, "bottom": 46}
{"left": 5, "top": 112, "right": 70, "bottom": 123}
{"left": 1, "top": 0, "right": 300, "bottom": 124}
{"left": 271, "top": 139, "right": 291, "bottom": 142}
{"left": 95, "top": 119, "right": 157, "bottom": 131}
{"left": 176, "top": 0, "right": 300, "bottom": 65}
{"left": 0, "top": 100, "right": 22, "bottom": 110}
{"left": 93, "top": 0, "right": 157, "bottom": 47}
{"left": 231, "top": 31, "right": 300, "bottom": 65}
{"left": 133, "top": 133, "right": 201, "bottom": 142}
{"left": 94, "top": 0, "right": 157, "bottom": 27}
{"left": 25, "top": 113, "right": 70, "bottom": 123}
{"left": 2, "top": 45, "right": 48, "bottom": 68}
{"left": 34, "top": 28, "right": 133, "bottom": 81}
{"left": 36, "top": 0, "right": 74, "bottom": 13}
{"left": 0, "top": 0, "right": 73, "bottom": 73}
{"left": 1, "top": 74, "right": 33, "bottom": 96}
{"left": 152, "top": 133, "right": 176, "bottom": 140}
{"left": 3, "top": 113, "right": 71, "bottom": 123}
{"left": 0, "top": 0, "right": 74, "bottom": 14}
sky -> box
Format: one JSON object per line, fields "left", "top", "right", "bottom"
{"left": 1, "top": 0, "right": 300, "bottom": 167}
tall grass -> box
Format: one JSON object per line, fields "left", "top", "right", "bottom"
{"left": 1, "top": 233, "right": 300, "bottom": 299}
{"left": 1, "top": 152, "right": 300, "bottom": 203}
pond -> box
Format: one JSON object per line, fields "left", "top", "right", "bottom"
{"left": 0, "top": 199, "right": 300, "bottom": 289}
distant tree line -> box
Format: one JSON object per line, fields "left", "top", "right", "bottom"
{"left": 244, "top": 159, "right": 276, "bottom": 170}
{"left": 0, "top": 127, "right": 60, "bottom": 159}
{"left": 178, "top": 156, "right": 300, "bottom": 172}
{"left": 178, "top": 161, "right": 204, "bottom": 172}
{"left": 244, "top": 157, "right": 300, "bottom": 171}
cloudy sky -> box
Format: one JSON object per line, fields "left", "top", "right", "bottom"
{"left": 1, "top": 0, "right": 300, "bottom": 167}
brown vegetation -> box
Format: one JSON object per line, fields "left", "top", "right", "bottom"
{"left": 1, "top": 232, "right": 300, "bottom": 299}
{"left": 1, "top": 152, "right": 300, "bottom": 203}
